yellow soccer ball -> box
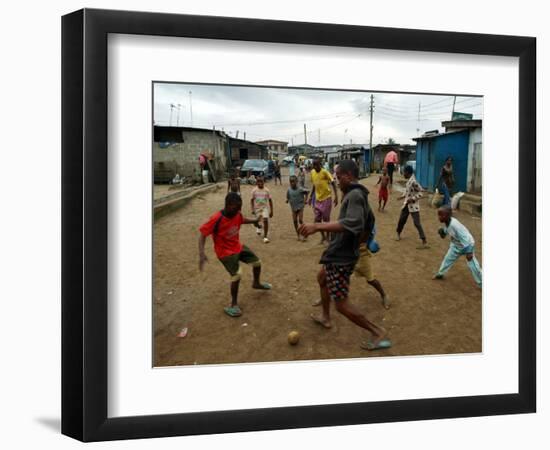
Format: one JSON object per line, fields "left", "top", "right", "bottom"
{"left": 287, "top": 331, "right": 300, "bottom": 345}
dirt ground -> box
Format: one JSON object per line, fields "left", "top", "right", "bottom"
{"left": 153, "top": 168, "right": 482, "bottom": 367}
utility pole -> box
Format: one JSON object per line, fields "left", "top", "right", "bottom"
{"left": 416, "top": 101, "right": 421, "bottom": 136}
{"left": 451, "top": 95, "right": 456, "bottom": 119}
{"left": 189, "top": 91, "right": 193, "bottom": 127}
{"left": 236, "top": 130, "right": 239, "bottom": 139}
{"left": 369, "top": 94, "right": 374, "bottom": 173}
{"left": 243, "top": 132, "right": 246, "bottom": 141}
{"left": 304, "top": 124, "right": 307, "bottom": 146}
{"left": 176, "top": 103, "right": 182, "bottom": 126}
{"left": 169, "top": 103, "right": 176, "bottom": 126}
{"left": 318, "top": 129, "right": 321, "bottom": 144}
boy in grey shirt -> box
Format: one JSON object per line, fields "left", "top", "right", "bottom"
{"left": 286, "top": 175, "right": 309, "bottom": 241}
{"left": 299, "top": 160, "right": 391, "bottom": 351}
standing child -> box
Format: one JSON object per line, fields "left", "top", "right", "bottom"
{"left": 227, "top": 171, "right": 241, "bottom": 195}
{"left": 198, "top": 193, "right": 272, "bottom": 317}
{"left": 433, "top": 205, "right": 482, "bottom": 288}
{"left": 396, "top": 165, "right": 429, "bottom": 249}
{"left": 274, "top": 160, "right": 282, "bottom": 185}
{"left": 376, "top": 167, "right": 390, "bottom": 211}
{"left": 286, "top": 175, "right": 309, "bottom": 241}
{"left": 251, "top": 176, "right": 274, "bottom": 243}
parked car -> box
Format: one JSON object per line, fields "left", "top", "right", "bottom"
{"left": 240, "top": 159, "right": 273, "bottom": 179}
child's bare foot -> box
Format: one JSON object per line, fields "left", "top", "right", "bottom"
{"left": 310, "top": 313, "right": 331, "bottom": 329}
{"left": 311, "top": 298, "right": 322, "bottom": 306}
{"left": 395, "top": 233, "right": 401, "bottom": 241}
{"left": 252, "top": 282, "right": 272, "bottom": 290}
{"left": 432, "top": 273, "right": 444, "bottom": 280}
{"left": 381, "top": 295, "right": 391, "bottom": 310}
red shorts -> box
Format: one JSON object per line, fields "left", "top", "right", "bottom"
{"left": 379, "top": 186, "right": 388, "bottom": 202}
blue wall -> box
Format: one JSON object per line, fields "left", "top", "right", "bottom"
{"left": 415, "top": 130, "right": 469, "bottom": 192}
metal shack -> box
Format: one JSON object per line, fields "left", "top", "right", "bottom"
{"left": 413, "top": 119, "right": 482, "bottom": 193}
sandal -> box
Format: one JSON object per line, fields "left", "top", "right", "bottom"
{"left": 224, "top": 305, "right": 242, "bottom": 317}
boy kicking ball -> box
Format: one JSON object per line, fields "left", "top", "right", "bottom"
{"left": 198, "top": 193, "right": 272, "bottom": 318}
{"left": 433, "top": 205, "right": 482, "bottom": 288}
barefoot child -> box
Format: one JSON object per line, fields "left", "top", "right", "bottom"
{"left": 396, "top": 164, "right": 429, "bottom": 249}
{"left": 376, "top": 167, "right": 390, "bottom": 211}
{"left": 299, "top": 159, "right": 391, "bottom": 351}
{"left": 286, "top": 175, "right": 309, "bottom": 241}
{"left": 309, "top": 157, "right": 339, "bottom": 245}
{"left": 433, "top": 205, "right": 482, "bottom": 288}
{"left": 251, "top": 176, "right": 274, "bottom": 243}
{"left": 198, "top": 193, "right": 272, "bottom": 317}
{"left": 227, "top": 171, "right": 241, "bottom": 195}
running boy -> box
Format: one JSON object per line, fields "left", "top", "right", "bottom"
{"left": 251, "top": 176, "right": 274, "bottom": 243}
{"left": 433, "top": 205, "right": 482, "bottom": 288}
{"left": 227, "top": 171, "right": 241, "bottom": 195}
{"left": 309, "top": 157, "right": 339, "bottom": 245}
{"left": 299, "top": 160, "right": 391, "bottom": 351}
{"left": 376, "top": 167, "right": 390, "bottom": 211}
{"left": 286, "top": 175, "right": 309, "bottom": 241}
{"left": 396, "top": 165, "right": 429, "bottom": 249}
{"left": 198, "top": 193, "right": 272, "bottom": 317}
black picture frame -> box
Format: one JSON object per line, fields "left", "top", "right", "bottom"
{"left": 62, "top": 8, "right": 536, "bottom": 442}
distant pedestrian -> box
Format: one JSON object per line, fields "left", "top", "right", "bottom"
{"left": 198, "top": 193, "right": 272, "bottom": 318}
{"left": 433, "top": 205, "right": 482, "bottom": 288}
{"left": 274, "top": 160, "right": 282, "bottom": 185}
{"left": 297, "top": 165, "right": 306, "bottom": 188}
{"left": 251, "top": 176, "right": 274, "bottom": 243}
{"left": 227, "top": 171, "right": 241, "bottom": 195}
{"left": 289, "top": 158, "right": 296, "bottom": 178}
{"left": 396, "top": 165, "right": 429, "bottom": 249}
{"left": 384, "top": 149, "right": 399, "bottom": 187}
{"left": 436, "top": 156, "right": 455, "bottom": 206}
{"left": 286, "top": 175, "right": 309, "bottom": 241}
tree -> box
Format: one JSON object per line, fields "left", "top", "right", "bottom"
{"left": 386, "top": 137, "right": 396, "bottom": 145}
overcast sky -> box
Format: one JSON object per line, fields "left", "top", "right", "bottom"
{"left": 153, "top": 83, "right": 483, "bottom": 146}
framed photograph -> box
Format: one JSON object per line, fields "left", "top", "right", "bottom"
{"left": 62, "top": 8, "right": 536, "bottom": 442}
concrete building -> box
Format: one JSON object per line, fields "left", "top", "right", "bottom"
{"left": 413, "top": 119, "right": 482, "bottom": 194}
{"left": 228, "top": 138, "right": 269, "bottom": 167}
{"left": 315, "top": 144, "right": 343, "bottom": 166}
{"left": 255, "top": 139, "right": 288, "bottom": 159}
{"left": 153, "top": 126, "right": 229, "bottom": 183}
{"left": 288, "top": 143, "right": 316, "bottom": 156}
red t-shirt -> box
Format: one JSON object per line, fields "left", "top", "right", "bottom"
{"left": 199, "top": 211, "right": 243, "bottom": 259}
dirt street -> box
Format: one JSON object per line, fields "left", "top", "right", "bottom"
{"left": 154, "top": 169, "right": 482, "bottom": 367}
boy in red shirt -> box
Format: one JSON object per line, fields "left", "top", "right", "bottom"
{"left": 199, "top": 193, "right": 272, "bottom": 317}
